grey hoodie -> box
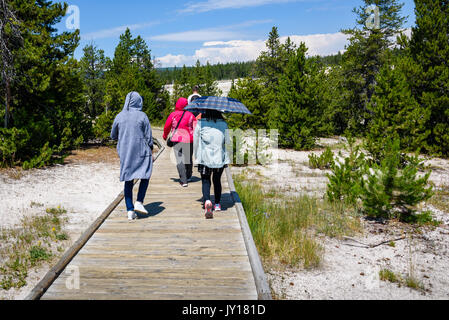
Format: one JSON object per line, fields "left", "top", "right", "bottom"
{"left": 111, "top": 92, "right": 153, "bottom": 182}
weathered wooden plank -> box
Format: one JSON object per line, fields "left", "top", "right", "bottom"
{"left": 49, "top": 267, "right": 255, "bottom": 280}
{"left": 42, "top": 292, "right": 258, "bottom": 301}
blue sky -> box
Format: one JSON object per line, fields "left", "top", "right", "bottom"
{"left": 56, "top": 0, "right": 416, "bottom": 67}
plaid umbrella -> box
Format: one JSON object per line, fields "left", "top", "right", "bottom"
{"left": 185, "top": 96, "right": 252, "bottom": 115}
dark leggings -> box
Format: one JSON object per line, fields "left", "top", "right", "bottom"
{"left": 201, "top": 168, "right": 224, "bottom": 204}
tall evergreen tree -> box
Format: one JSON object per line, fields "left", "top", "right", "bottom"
{"left": 366, "top": 53, "right": 431, "bottom": 160}
{"left": 95, "top": 28, "right": 168, "bottom": 140}
{"left": 228, "top": 78, "right": 270, "bottom": 130}
{"left": 0, "top": 0, "right": 22, "bottom": 128}
{"left": 1, "top": 0, "right": 88, "bottom": 167}
{"left": 200, "top": 62, "right": 221, "bottom": 96}
{"left": 272, "top": 43, "right": 318, "bottom": 150}
{"left": 79, "top": 44, "right": 109, "bottom": 119}
{"left": 409, "top": 0, "right": 449, "bottom": 156}
{"left": 341, "top": 0, "right": 406, "bottom": 134}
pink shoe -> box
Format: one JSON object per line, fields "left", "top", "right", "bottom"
{"left": 205, "top": 201, "right": 213, "bottom": 219}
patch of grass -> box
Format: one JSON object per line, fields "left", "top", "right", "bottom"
{"left": 379, "top": 268, "right": 426, "bottom": 292}
{"left": 0, "top": 206, "right": 70, "bottom": 290}
{"left": 0, "top": 168, "right": 24, "bottom": 180}
{"left": 428, "top": 185, "right": 449, "bottom": 213}
{"left": 234, "top": 173, "right": 361, "bottom": 270}
{"left": 308, "top": 147, "right": 334, "bottom": 170}
{"left": 30, "top": 201, "right": 44, "bottom": 208}
{"left": 379, "top": 269, "right": 400, "bottom": 283}
{"left": 29, "top": 246, "right": 52, "bottom": 266}
{"left": 405, "top": 276, "right": 425, "bottom": 291}
{"left": 400, "top": 211, "right": 441, "bottom": 227}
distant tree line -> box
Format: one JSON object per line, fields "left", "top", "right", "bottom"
{"left": 157, "top": 61, "right": 255, "bottom": 84}
{"left": 156, "top": 53, "right": 344, "bottom": 84}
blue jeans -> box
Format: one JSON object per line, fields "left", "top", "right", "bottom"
{"left": 124, "top": 179, "right": 149, "bottom": 211}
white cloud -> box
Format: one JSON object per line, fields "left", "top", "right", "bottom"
{"left": 180, "top": 0, "right": 300, "bottom": 13}
{"left": 81, "top": 21, "right": 159, "bottom": 41}
{"left": 282, "top": 32, "right": 348, "bottom": 56}
{"left": 155, "top": 32, "right": 349, "bottom": 67}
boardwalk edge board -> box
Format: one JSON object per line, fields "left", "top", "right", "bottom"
{"left": 225, "top": 167, "right": 273, "bottom": 301}
{"left": 25, "top": 139, "right": 165, "bottom": 300}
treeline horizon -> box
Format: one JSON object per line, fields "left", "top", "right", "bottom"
{"left": 156, "top": 52, "right": 343, "bottom": 84}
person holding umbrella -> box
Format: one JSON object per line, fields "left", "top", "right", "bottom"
{"left": 193, "top": 109, "right": 230, "bottom": 219}
{"left": 188, "top": 96, "right": 252, "bottom": 219}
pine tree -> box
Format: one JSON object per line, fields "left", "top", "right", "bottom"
{"left": 409, "top": 0, "right": 449, "bottom": 157}
{"left": 360, "top": 139, "right": 433, "bottom": 219}
{"left": 256, "top": 26, "right": 283, "bottom": 87}
{"left": 96, "top": 28, "right": 168, "bottom": 140}
{"left": 341, "top": 0, "right": 407, "bottom": 134}
{"left": 0, "top": 0, "right": 22, "bottom": 128}
{"left": 273, "top": 43, "right": 317, "bottom": 150}
{"left": 2, "top": 0, "right": 88, "bottom": 167}
{"left": 80, "top": 44, "right": 109, "bottom": 120}
{"left": 318, "top": 64, "right": 348, "bottom": 135}
{"left": 201, "top": 62, "right": 221, "bottom": 96}
{"left": 365, "top": 53, "right": 431, "bottom": 161}
{"left": 228, "top": 78, "right": 269, "bottom": 130}
{"left": 327, "top": 136, "right": 365, "bottom": 204}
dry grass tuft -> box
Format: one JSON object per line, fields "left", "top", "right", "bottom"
{"left": 0, "top": 207, "right": 70, "bottom": 290}
{"left": 234, "top": 173, "right": 362, "bottom": 270}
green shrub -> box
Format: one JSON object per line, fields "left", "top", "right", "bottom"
{"left": 0, "top": 127, "right": 30, "bottom": 167}
{"left": 93, "top": 110, "right": 118, "bottom": 142}
{"left": 327, "top": 137, "right": 434, "bottom": 222}
{"left": 309, "top": 147, "right": 334, "bottom": 169}
{"left": 326, "top": 136, "right": 365, "bottom": 205}
{"left": 22, "top": 142, "right": 54, "bottom": 170}
{"left": 360, "top": 139, "right": 434, "bottom": 220}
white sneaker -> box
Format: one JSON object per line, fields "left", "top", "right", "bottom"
{"left": 128, "top": 211, "right": 137, "bottom": 221}
{"left": 134, "top": 201, "right": 148, "bottom": 214}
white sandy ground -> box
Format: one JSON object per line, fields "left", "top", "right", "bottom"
{"left": 0, "top": 153, "right": 123, "bottom": 300}
{"left": 234, "top": 138, "right": 449, "bottom": 300}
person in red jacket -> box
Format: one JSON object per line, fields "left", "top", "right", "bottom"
{"left": 163, "top": 98, "right": 197, "bottom": 187}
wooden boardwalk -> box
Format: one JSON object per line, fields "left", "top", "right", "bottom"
{"left": 40, "top": 130, "right": 259, "bottom": 300}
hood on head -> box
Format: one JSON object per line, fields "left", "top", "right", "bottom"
{"left": 175, "top": 98, "right": 188, "bottom": 111}
{"left": 123, "top": 92, "right": 143, "bottom": 111}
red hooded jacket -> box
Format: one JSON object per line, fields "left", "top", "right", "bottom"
{"left": 163, "top": 98, "right": 197, "bottom": 144}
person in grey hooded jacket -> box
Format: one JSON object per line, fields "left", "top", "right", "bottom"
{"left": 111, "top": 92, "right": 153, "bottom": 220}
